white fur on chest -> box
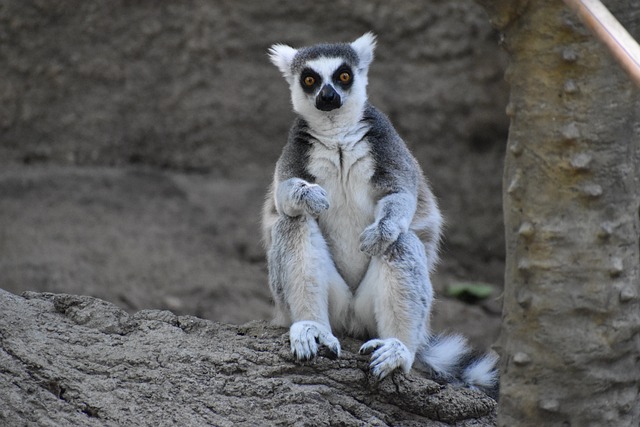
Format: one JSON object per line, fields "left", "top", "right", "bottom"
{"left": 307, "top": 134, "right": 376, "bottom": 289}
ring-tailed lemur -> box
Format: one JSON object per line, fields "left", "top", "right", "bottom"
{"left": 262, "top": 33, "right": 498, "bottom": 397}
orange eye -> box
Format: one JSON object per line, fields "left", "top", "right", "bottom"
{"left": 339, "top": 72, "right": 351, "bottom": 83}
{"left": 304, "top": 76, "right": 315, "bottom": 86}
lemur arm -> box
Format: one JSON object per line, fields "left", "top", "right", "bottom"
{"left": 275, "top": 178, "right": 329, "bottom": 218}
{"left": 360, "top": 106, "right": 421, "bottom": 256}
{"left": 360, "top": 189, "right": 418, "bottom": 256}
{"left": 359, "top": 159, "right": 420, "bottom": 256}
{"left": 374, "top": 191, "right": 417, "bottom": 232}
{"left": 271, "top": 118, "right": 329, "bottom": 218}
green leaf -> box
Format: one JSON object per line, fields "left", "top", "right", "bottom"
{"left": 446, "top": 282, "right": 494, "bottom": 303}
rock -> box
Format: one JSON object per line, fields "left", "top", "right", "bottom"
{"left": 0, "top": 289, "right": 496, "bottom": 426}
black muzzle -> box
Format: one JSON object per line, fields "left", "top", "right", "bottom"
{"left": 315, "top": 85, "right": 341, "bottom": 111}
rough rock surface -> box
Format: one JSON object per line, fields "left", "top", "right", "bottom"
{"left": 0, "top": 289, "right": 496, "bottom": 426}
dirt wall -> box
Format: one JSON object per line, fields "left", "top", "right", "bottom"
{"left": 0, "top": 0, "right": 508, "bottom": 340}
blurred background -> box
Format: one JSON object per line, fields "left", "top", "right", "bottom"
{"left": 0, "top": 0, "right": 508, "bottom": 349}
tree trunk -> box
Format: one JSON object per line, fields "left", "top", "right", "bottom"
{"left": 478, "top": 0, "right": 640, "bottom": 425}
{"left": 0, "top": 290, "right": 496, "bottom": 426}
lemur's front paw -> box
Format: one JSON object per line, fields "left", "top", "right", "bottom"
{"left": 289, "top": 320, "right": 341, "bottom": 361}
{"left": 295, "top": 183, "right": 329, "bottom": 217}
{"left": 359, "top": 220, "right": 401, "bottom": 256}
{"left": 360, "top": 338, "right": 414, "bottom": 380}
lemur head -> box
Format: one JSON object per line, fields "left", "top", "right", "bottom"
{"left": 269, "top": 33, "right": 376, "bottom": 124}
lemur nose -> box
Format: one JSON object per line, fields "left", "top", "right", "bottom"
{"left": 316, "top": 85, "right": 341, "bottom": 111}
{"left": 320, "top": 85, "right": 337, "bottom": 101}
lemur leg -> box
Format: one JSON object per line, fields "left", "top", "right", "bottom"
{"left": 268, "top": 213, "right": 351, "bottom": 360}
{"left": 357, "top": 231, "right": 433, "bottom": 380}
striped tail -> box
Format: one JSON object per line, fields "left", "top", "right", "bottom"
{"left": 416, "top": 334, "right": 499, "bottom": 399}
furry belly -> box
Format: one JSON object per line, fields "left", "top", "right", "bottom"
{"left": 317, "top": 192, "right": 375, "bottom": 289}
{"left": 308, "top": 137, "right": 377, "bottom": 288}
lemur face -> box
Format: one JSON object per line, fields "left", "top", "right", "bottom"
{"left": 299, "top": 59, "right": 354, "bottom": 112}
{"left": 269, "top": 33, "right": 376, "bottom": 122}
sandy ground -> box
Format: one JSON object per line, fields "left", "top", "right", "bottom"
{"left": 0, "top": 164, "right": 501, "bottom": 349}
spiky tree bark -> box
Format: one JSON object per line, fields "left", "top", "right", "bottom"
{"left": 477, "top": 0, "right": 640, "bottom": 425}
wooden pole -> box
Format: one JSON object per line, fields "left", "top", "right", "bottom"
{"left": 564, "top": 0, "right": 640, "bottom": 86}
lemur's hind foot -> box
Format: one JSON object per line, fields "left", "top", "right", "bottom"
{"left": 360, "top": 338, "right": 414, "bottom": 380}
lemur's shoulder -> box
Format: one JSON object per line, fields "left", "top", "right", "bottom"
{"left": 362, "top": 103, "right": 421, "bottom": 192}
{"left": 275, "top": 117, "right": 315, "bottom": 183}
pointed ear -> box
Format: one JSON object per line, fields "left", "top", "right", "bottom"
{"left": 351, "top": 32, "right": 377, "bottom": 71}
{"left": 268, "top": 44, "right": 298, "bottom": 81}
